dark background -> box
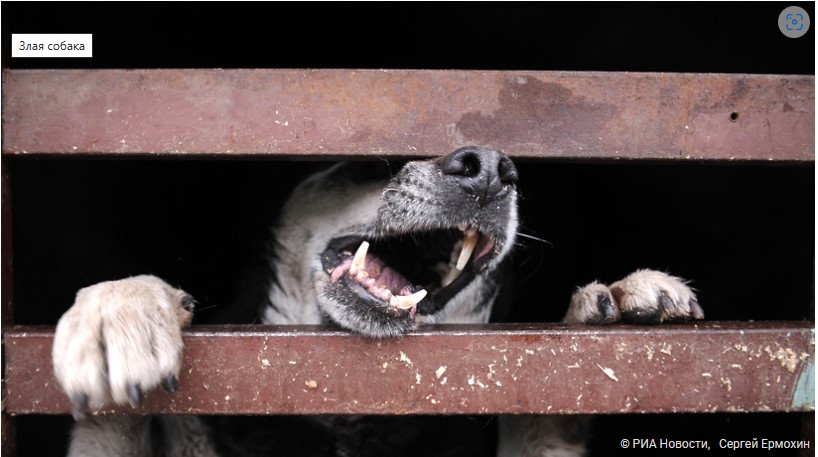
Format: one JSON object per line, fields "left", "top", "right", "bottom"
{"left": 3, "top": 2, "right": 815, "bottom": 456}
{"left": 2, "top": 2, "right": 815, "bottom": 74}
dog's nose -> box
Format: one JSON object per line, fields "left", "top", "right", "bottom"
{"left": 439, "top": 146, "right": 518, "bottom": 202}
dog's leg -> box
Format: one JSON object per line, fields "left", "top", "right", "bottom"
{"left": 564, "top": 269, "right": 704, "bottom": 324}
{"left": 67, "top": 416, "right": 152, "bottom": 457}
{"left": 67, "top": 416, "right": 218, "bottom": 457}
{"left": 53, "top": 276, "right": 199, "bottom": 456}
{"left": 53, "top": 275, "right": 194, "bottom": 419}
{"left": 52, "top": 276, "right": 194, "bottom": 438}
{"left": 498, "top": 415, "right": 590, "bottom": 457}
{"left": 497, "top": 270, "right": 704, "bottom": 457}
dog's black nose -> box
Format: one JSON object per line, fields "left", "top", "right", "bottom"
{"left": 439, "top": 146, "right": 518, "bottom": 202}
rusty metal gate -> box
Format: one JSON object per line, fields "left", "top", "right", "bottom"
{"left": 2, "top": 70, "right": 814, "bottom": 455}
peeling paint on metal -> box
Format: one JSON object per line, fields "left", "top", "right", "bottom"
{"left": 2, "top": 70, "right": 813, "bottom": 161}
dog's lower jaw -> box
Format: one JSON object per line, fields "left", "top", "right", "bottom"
{"left": 318, "top": 285, "right": 420, "bottom": 338}
{"left": 314, "top": 267, "right": 504, "bottom": 338}
{"left": 261, "top": 270, "right": 432, "bottom": 337}
{"left": 259, "top": 241, "right": 510, "bottom": 337}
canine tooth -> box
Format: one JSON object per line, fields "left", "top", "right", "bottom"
{"left": 390, "top": 289, "right": 428, "bottom": 309}
{"left": 456, "top": 228, "right": 479, "bottom": 270}
{"left": 349, "top": 241, "right": 369, "bottom": 276}
{"left": 441, "top": 264, "right": 463, "bottom": 288}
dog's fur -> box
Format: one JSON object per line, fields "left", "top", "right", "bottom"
{"left": 53, "top": 147, "right": 703, "bottom": 456}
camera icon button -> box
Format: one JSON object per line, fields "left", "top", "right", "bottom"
{"left": 779, "top": 6, "right": 810, "bottom": 38}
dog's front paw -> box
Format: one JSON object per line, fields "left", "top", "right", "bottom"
{"left": 52, "top": 275, "right": 194, "bottom": 419}
{"left": 565, "top": 269, "right": 704, "bottom": 324}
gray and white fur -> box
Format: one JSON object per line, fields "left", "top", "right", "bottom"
{"left": 53, "top": 147, "right": 703, "bottom": 456}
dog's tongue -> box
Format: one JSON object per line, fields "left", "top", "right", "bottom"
{"left": 329, "top": 226, "right": 486, "bottom": 313}
{"left": 331, "top": 241, "right": 427, "bottom": 311}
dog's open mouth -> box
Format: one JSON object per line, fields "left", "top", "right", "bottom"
{"left": 321, "top": 225, "right": 496, "bottom": 319}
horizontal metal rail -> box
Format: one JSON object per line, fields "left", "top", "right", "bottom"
{"left": 4, "top": 322, "right": 814, "bottom": 416}
{"left": 2, "top": 70, "right": 813, "bottom": 161}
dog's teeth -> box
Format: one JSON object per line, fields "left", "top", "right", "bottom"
{"left": 390, "top": 289, "right": 427, "bottom": 309}
{"left": 441, "top": 263, "right": 462, "bottom": 287}
{"left": 456, "top": 228, "right": 479, "bottom": 270}
{"left": 349, "top": 241, "right": 369, "bottom": 276}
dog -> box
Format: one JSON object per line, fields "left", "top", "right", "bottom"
{"left": 52, "top": 146, "right": 704, "bottom": 456}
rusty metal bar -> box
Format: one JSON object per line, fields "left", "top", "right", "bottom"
{"left": 3, "top": 322, "right": 813, "bottom": 416}
{"left": 2, "top": 70, "right": 813, "bottom": 161}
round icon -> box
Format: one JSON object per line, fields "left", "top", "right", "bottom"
{"left": 779, "top": 6, "right": 810, "bottom": 38}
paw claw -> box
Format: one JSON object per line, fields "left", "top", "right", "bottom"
{"left": 161, "top": 375, "right": 178, "bottom": 393}
{"left": 689, "top": 298, "right": 705, "bottom": 320}
{"left": 612, "top": 269, "right": 702, "bottom": 323}
{"left": 128, "top": 384, "right": 143, "bottom": 407}
{"left": 52, "top": 276, "right": 192, "bottom": 417}
{"left": 657, "top": 290, "right": 675, "bottom": 313}
{"left": 595, "top": 294, "right": 619, "bottom": 323}
{"left": 564, "top": 281, "right": 620, "bottom": 324}
{"left": 564, "top": 270, "right": 704, "bottom": 325}
{"left": 71, "top": 393, "right": 89, "bottom": 420}
{"left": 181, "top": 294, "right": 196, "bottom": 313}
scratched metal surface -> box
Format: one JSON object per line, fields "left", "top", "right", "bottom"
{"left": 4, "top": 322, "right": 813, "bottom": 416}
{"left": 2, "top": 70, "right": 813, "bottom": 160}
